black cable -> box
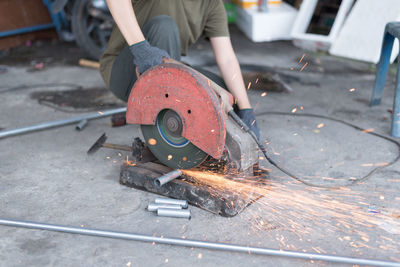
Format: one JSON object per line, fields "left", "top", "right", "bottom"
{"left": 229, "top": 110, "right": 400, "bottom": 189}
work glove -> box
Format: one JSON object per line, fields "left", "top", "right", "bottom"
{"left": 237, "top": 108, "right": 261, "bottom": 141}
{"left": 129, "top": 40, "right": 170, "bottom": 74}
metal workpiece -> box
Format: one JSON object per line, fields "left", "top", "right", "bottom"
{"left": 147, "top": 203, "right": 182, "bottom": 212}
{"left": 0, "top": 219, "right": 399, "bottom": 267}
{"left": 0, "top": 107, "right": 127, "bottom": 139}
{"left": 154, "top": 197, "right": 188, "bottom": 209}
{"left": 157, "top": 208, "right": 191, "bottom": 219}
{"left": 154, "top": 170, "right": 183, "bottom": 186}
{"left": 75, "top": 119, "right": 88, "bottom": 131}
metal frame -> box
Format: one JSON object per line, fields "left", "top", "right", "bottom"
{"left": 0, "top": 0, "right": 67, "bottom": 39}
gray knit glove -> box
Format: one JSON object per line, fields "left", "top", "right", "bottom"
{"left": 237, "top": 108, "right": 260, "bottom": 141}
{"left": 129, "top": 40, "right": 170, "bottom": 74}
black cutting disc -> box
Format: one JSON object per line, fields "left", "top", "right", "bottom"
{"left": 141, "top": 109, "right": 208, "bottom": 169}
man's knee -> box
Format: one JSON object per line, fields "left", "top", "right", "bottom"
{"left": 142, "top": 15, "right": 181, "bottom": 60}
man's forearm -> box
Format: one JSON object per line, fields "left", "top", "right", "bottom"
{"left": 211, "top": 37, "right": 251, "bottom": 109}
{"left": 106, "top": 0, "right": 145, "bottom": 45}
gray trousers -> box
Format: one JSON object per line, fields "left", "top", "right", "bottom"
{"left": 109, "top": 15, "right": 226, "bottom": 102}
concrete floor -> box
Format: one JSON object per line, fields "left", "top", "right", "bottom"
{"left": 0, "top": 26, "right": 399, "bottom": 266}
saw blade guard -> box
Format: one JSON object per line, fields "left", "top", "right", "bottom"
{"left": 126, "top": 62, "right": 229, "bottom": 159}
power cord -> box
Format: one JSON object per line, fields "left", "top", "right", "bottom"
{"left": 229, "top": 110, "right": 400, "bottom": 189}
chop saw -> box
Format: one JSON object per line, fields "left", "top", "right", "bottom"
{"left": 125, "top": 59, "right": 260, "bottom": 176}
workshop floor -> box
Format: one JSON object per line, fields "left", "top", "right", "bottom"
{"left": 1, "top": 26, "right": 399, "bottom": 266}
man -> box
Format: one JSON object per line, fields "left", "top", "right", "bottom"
{"left": 100, "top": 0, "right": 260, "bottom": 139}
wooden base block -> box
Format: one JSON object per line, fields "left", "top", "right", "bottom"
{"left": 120, "top": 162, "right": 268, "bottom": 217}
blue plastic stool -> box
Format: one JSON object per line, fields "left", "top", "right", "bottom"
{"left": 370, "top": 22, "right": 400, "bottom": 137}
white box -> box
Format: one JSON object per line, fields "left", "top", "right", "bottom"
{"left": 290, "top": 0, "right": 354, "bottom": 51}
{"left": 235, "top": 2, "right": 298, "bottom": 42}
{"left": 329, "top": 0, "right": 400, "bottom": 63}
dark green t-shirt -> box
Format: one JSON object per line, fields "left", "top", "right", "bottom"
{"left": 100, "top": 0, "right": 229, "bottom": 87}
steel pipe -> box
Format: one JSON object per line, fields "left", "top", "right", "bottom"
{"left": 157, "top": 208, "right": 191, "bottom": 219}
{"left": 75, "top": 119, "right": 88, "bottom": 131}
{"left": 147, "top": 203, "right": 182, "bottom": 212}
{"left": 154, "top": 170, "right": 183, "bottom": 186}
{"left": 0, "top": 218, "right": 398, "bottom": 266}
{"left": 0, "top": 107, "right": 127, "bottom": 139}
{"left": 155, "top": 197, "right": 188, "bottom": 209}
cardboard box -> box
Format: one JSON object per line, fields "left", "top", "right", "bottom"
{"left": 235, "top": 2, "right": 297, "bottom": 42}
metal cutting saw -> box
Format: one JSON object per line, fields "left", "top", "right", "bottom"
{"left": 126, "top": 59, "right": 260, "bottom": 176}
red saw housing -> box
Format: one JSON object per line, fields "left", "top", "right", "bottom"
{"left": 126, "top": 63, "right": 227, "bottom": 159}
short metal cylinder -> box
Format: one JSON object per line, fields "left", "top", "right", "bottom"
{"left": 154, "top": 170, "right": 183, "bottom": 187}
{"left": 157, "top": 208, "right": 191, "bottom": 219}
{"left": 154, "top": 197, "right": 188, "bottom": 209}
{"left": 75, "top": 119, "right": 88, "bottom": 131}
{"left": 147, "top": 203, "right": 182, "bottom": 212}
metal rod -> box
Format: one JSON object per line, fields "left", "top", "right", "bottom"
{"left": 0, "top": 218, "right": 398, "bottom": 266}
{"left": 154, "top": 170, "right": 183, "bottom": 186}
{"left": 155, "top": 197, "right": 188, "bottom": 209}
{"left": 157, "top": 208, "right": 191, "bottom": 219}
{"left": 147, "top": 203, "right": 182, "bottom": 212}
{"left": 75, "top": 119, "right": 88, "bottom": 131}
{"left": 102, "top": 143, "right": 133, "bottom": 152}
{"left": 0, "top": 107, "right": 127, "bottom": 139}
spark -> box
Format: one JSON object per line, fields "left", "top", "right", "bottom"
{"left": 125, "top": 155, "right": 136, "bottom": 166}
{"left": 317, "top": 123, "right": 324, "bottom": 128}
{"left": 197, "top": 253, "right": 203, "bottom": 259}
{"left": 300, "top": 106, "right": 304, "bottom": 110}
{"left": 255, "top": 78, "right": 259, "bottom": 84}
{"left": 362, "top": 128, "right": 374, "bottom": 133}
{"left": 168, "top": 155, "right": 173, "bottom": 160}
{"left": 97, "top": 111, "right": 104, "bottom": 115}
{"left": 182, "top": 156, "right": 187, "bottom": 161}
{"left": 126, "top": 262, "right": 131, "bottom": 267}
{"left": 300, "top": 62, "right": 308, "bottom": 72}
{"left": 261, "top": 92, "right": 267, "bottom": 97}
{"left": 349, "top": 88, "right": 356, "bottom": 92}
{"left": 361, "top": 163, "right": 373, "bottom": 167}
{"left": 299, "top": 54, "right": 306, "bottom": 63}
{"left": 148, "top": 138, "right": 157, "bottom": 145}
{"left": 247, "top": 82, "right": 252, "bottom": 90}
{"left": 291, "top": 108, "right": 297, "bottom": 113}
{"left": 165, "top": 259, "right": 168, "bottom": 263}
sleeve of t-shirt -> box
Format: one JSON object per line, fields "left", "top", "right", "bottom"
{"left": 203, "top": 0, "right": 230, "bottom": 38}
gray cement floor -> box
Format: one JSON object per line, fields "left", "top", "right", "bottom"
{"left": 0, "top": 26, "right": 399, "bottom": 266}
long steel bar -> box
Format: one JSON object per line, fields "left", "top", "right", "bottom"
{"left": 0, "top": 107, "right": 127, "bottom": 139}
{"left": 0, "top": 218, "right": 398, "bottom": 267}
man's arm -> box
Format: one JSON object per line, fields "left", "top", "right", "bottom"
{"left": 105, "top": 0, "right": 169, "bottom": 74}
{"left": 105, "top": 0, "right": 145, "bottom": 45}
{"left": 211, "top": 36, "right": 260, "bottom": 140}
{"left": 210, "top": 36, "right": 251, "bottom": 109}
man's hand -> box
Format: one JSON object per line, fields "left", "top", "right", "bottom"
{"left": 237, "top": 108, "right": 260, "bottom": 141}
{"left": 129, "top": 40, "right": 170, "bottom": 74}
